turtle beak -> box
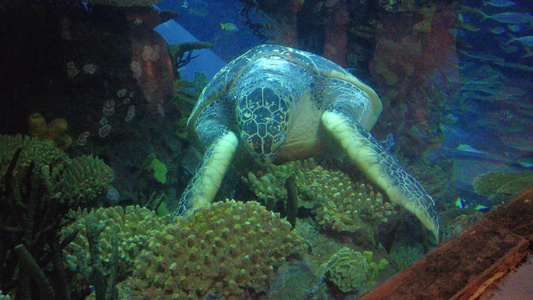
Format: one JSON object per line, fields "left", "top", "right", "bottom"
{"left": 242, "top": 133, "right": 278, "bottom": 165}
{"left": 255, "top": 154, "right": 274, "bottom": 165}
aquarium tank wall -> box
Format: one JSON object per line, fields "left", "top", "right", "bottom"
{"left": 0, "top": 0, "right": 531, "bottom": 299}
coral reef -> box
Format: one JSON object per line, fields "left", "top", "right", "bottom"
{"left": 27, "top": 113, "right": 72, "bottom": 150}
{"left": 59, "top": 155, "right": 114, "bottom": 207}
{"left": 322, "top": 247, "right": 369, "bottom": 293}
{"left": 0, "top": 134, "right": 66, "bottom": 184}
{"left": 323, "top": 1, "right": 348, "bottom": 66}
{"left": 128, "top": 200, "right": 306, "bottom": 298}
{"left": 62, "top": 206, "right": 169, "bottom": 292}
{"left": 245, "top": 159, "right": 334, "bottom": 210}
{"left": 319, "top": 247, "right": 389, "bottom": 293}
{"left": 369, "top": 4, "right": 459, "bottom": 157}
{"left": 0, "top": 147, "right": 72, "bottom": 298}
{"left": 315, "top": 180, "right": 395, "bottom": 238}
{"left": 245, "top": 159, "right": 397, "bottom": 244}
{"left": 0, "top": 135, "right": 116, "bottom": 297}
{"left": 0, "top": 134, "right": 113, "bottom": 208}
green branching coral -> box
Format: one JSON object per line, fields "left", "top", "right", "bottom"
{"left": 59, "top": 155, "right": 114, "bottom": 206}
{"left": 0, "top": 134, "right": 66, "bottom": 183}
{"left": 62, "top": 206, "right": 169, "bottom": 291}
{"left": 0, "top": 135, "right": 113, "bottom": 207}
{"left": 128, "top": 200, "right": 307, "bottom": 299}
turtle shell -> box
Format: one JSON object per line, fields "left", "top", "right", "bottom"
{"left": 187, "top": 44, "right": 383, "bottom": 134}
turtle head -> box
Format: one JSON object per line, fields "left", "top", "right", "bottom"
{"left": 235, "top": 86, "right": 291, "bottom": 164}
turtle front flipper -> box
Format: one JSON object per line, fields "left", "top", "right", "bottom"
{"left": 322, "top": 111, "right": 440, "bottom": 242}
{"left": 177, "top": 131, "right": 239, "bottom": 215}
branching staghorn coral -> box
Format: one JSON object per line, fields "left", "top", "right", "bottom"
{"left": 0, "top": 135, "right": 113, "bottom": 208}
{"left": 0, "top": 134, "right": 66, "bottom": 186}
{"left": 62, "top": 206, "right": 169, "bottom": 294}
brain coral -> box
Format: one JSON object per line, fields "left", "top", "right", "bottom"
{"left": 128, "top": 200, "right": 307, "bottom": 299}
{"left": 62, "top": 206, "right": 169, "bottom": 289}
{"left": 322, "top": 247, "right": 369, "bottom": 293}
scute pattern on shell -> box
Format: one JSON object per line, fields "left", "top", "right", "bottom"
{"left": 188, "top": 44, "right": 382, "bottom": 135}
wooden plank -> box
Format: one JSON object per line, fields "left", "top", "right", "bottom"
{"left": 360, "top": 206, "right": 531, "bottom": 300}
{"left": 486, "top": 187, "right": 533, "bottom": 244}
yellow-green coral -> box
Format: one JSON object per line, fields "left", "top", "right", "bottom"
{"left": 128, "top": 200, "right": 306, "bottom": 298}
{"left": 315, "top": 181, "right": 396, "bottom": 236}
{"left": 0, "top": 135, "right": 113, "bottom": 207}
{"left": 59, "top": 155, "right": 114, "bottom": 206}
{"left": 245, "top": 159, "right": 397, "bottom": 242}
{"left": 0, "top": 134, "right": 66, "bottom": 181}
{"left": 62, "top": 206, "right": 169, "bottom": 288}
{"left": 245, "top": 159, "right": 331, "bottom": 209}
{"left": 320, "top": 247, "right": 389, "bottom": 293}
{"left": 322, "top": 247, "right": 369, "bottom": 293}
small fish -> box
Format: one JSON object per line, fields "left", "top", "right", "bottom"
{"left": 455, "top": 198, "right": 488, "bottom": 211}
{"left": 506, "top": 35, "right": 533, "bottom": 47}
{"left": 507, "top": 24, "right": 524, "bottom": 32}
{"left": 458, "top": 12, "right": 466, "bottom": 23}
{"left": 220, "top": 22, "right": 239, "bottom": 32}
{"left": 456, "top": 144, "right": 489, "bottom": 155}
{"left": 480, "top": 11, "right": 533, "bottom": 24}
{"left": 181, "top": 0, "right": 188, "bottom": 9}
{"left": 500, "top": 43, "right": 520, "bottom": 54}
{"left": 456, "top": 21, "right": 480, "bottom": 32}
{"left": 482, "top": 0, "right": 516, "bottom": 7}
{"left": 490, "top": 26, "right": 506, "bottom": 34}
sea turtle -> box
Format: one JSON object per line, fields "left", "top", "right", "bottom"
{"left": 177, "top": 44, "right": 440, "bottom": 241}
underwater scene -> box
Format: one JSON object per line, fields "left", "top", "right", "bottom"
{"left": 0, "top": 0, "right": 532, "bottom": 299}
